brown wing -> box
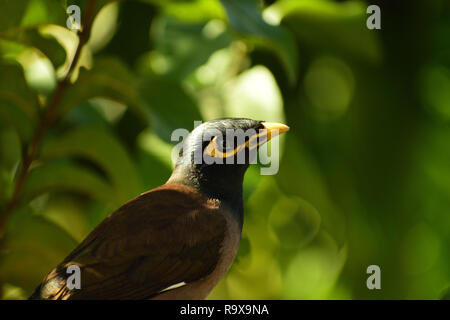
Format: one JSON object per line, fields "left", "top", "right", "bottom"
{"left": 32, "top": 184, "right": 226, "bottom": 300}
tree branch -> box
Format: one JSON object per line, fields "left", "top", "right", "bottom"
{"left": 0, "top": 0, "right": 97, "bottom": 238}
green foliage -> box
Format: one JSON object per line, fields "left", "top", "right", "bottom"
{"left": 41, "top": 126, "right": 141, "bottom": 204}
{"left": 60, "top": 57, "right": 148, "bottom": 119}
{"left": 140, "top": 75, "right": 203, "bottom": 142}
{"left": 221, "top": 0, "right": 298, "bottom": 83}
{"left": 1, "top": 28, "right": 66, "bottom": 68}
{"left": 0, "top": 206, "right": 78, "bottom": 292}
{"left": 149, "top": 16, "right": 233, "bottom": 80}
{"left": 0, "top": 62, "right": 39, "bottom": 142}
{"left": 0, "top": 0, "right": 31, "bottom": 32}
{"left": 22, "top": 160, "right": 115, "bottom": 204}
{"left": 0, "top": 0, "right": 449, "bottom": 300}
{"left": 270, "top": 0, "right": 381, "bottom": 62}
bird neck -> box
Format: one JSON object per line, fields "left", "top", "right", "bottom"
{"left": 167, "top": 164, "right": 245, "bottom": 229}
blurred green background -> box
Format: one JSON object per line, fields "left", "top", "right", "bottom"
{"left": 0, "top": 0, "right": 449, "bottom": 300}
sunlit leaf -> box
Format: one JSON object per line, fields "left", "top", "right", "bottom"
{"left": 145, "top": 0, "right": 224, "bottom": 23}
{"left": 63, "top": 0, "right": 120, "bottom": 23}
{"left": 223, "top": 65, "right": 285, "bottom": 122}
{"left": 1, "top": 27, "right": 66, "bottom": 68}
{"left": 60, "top": 57, "right": 150, "bottom": 122}
{"left": 164, "top": 0, "right": 225, "bottom": 23}
{"left": 20, "top": 0, "right": 67, "bottom": 28}
{"left": 2, "top": 283, "right": 26, "bottom": 300}
{"left": 88, "top": 1, "right": 119, "bottom": 53}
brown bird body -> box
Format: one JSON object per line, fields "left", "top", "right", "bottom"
{"left": 31, "top": 184, "right": 239, "bottom": 300}
{"left": 30, "top": 118, "right": 289, "bottom": 300}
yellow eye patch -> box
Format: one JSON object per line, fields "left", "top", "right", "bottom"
{"left": 204, "top": 131, "right": 268, "bottom": 158}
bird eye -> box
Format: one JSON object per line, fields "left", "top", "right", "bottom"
{"left": 204, "top": 135, "right": 241, "bottom": 158}
{"left": 217, "top": 136, "right": 232, "bottom": 151}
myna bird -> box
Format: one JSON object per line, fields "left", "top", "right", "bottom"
{"left": 29, "top": 118, "right": 289, "bottom": 300}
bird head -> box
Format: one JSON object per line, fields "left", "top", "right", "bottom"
{"left": 168, "top": 118, "right": 289, "bottom": 209}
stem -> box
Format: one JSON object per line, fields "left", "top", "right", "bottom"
{"left": 0, "top": 0, "right": 97, "bottom": 238}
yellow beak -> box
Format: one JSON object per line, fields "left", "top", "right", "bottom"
{"left": 261, "top": 122, "right": 290, "bottom": 141}
{"left": 204, "top": 122, "right": 290, "bottom": 158}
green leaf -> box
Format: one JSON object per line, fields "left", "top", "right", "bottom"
{"left": 149, "top": 16, "right": 232, "bottom": 80}
{"left": 0, "top": 0, "right": 30, "bottom": 32}
{"left": 65, "top": 0, "right": 120, "bottom": 22}
{"left": 0, "top": 128, "right": 21, "bottom": 204}
{"left": 220, "top": 0, "right": 298, "bottom": 83}
{"left": 0, "top": 0, "right": 116, "bottom": 33}
{"left": 60, "top": 57, "right": 150, "bottom": 122}
{"left": 0, "top": 0, "right": 68, "bottom": 32}
{"left": 40, "top": 195, "right": 101, "bottom": 242}
{"left": 40, "top": 126, "right": 142, "bottom": 203}
{"left": 65, "top": 100, "right": 109, "bottom": 126}
{"left": 149, "top": 0, "right": 225, "bottom": 23}
{"left": 0, "top": 27, "right": 67, "bottom": 68}
{"left": 2, "top": 283, "right": 27, "bottom": 300}
{"left": 0, "top": 205, "right": 78, "bottom": 292}
{"left": 140, "top": 75, "right": 202, "bottom": 142}
{"left": 22, "top": 160, "right": 115, "bottom": 204}
{"left": 0, "top": 127, "right": 21, "bottom": 168}
{"left": 0, "top": 62, "right": 39, "bottom": 143}
{"left": 20, "top": 0, "right": 67, "bottom": 27}
{"left": 0, "top": 0, "right": 118, "bottom": 36}
{"left": 270, "top": 0, "right": 381, "bottom": 62}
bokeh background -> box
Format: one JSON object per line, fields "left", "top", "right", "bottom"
{"left": 0, "top": 0, "right": 449, "bottom": 299}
